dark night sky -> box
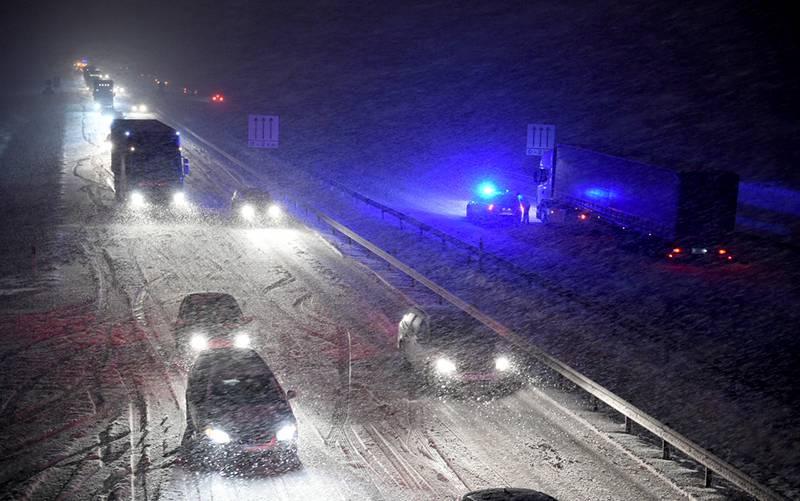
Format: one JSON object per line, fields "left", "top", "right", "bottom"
{"left": 3, "top": 0, "right": 799, "bottom": 183}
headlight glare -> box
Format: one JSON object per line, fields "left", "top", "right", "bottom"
{"left": 495, "top": 356, "right": 511, "bottom": 372}
{"left": 190, "top": 333, "right": 208, "bottom": 351}
{"left": 435, "top": 357, "right": 456, "bottom": 375}
{"left": 240, "top": 204, "right": 255, "bottom": 221}
{"left": 204, "top": 427, "right": 231, "bottom": 444}
{"left": 233, "top": 333, "right": 250, "bottom": 348}
{"left": 276, "top": 423, "right": 297, "bottom": 441}
{"left": 267, "top": 204, "right": 282, "bottom": 218}
{"left": 172, "top": 191, "right": 187, "bottom": 206}
{"left": 130, "top": 191, "right": 145, "bottom": 207}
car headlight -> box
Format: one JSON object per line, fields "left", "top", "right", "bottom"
{"left": 240, "top": 203, "right": 255, "bottom": 221}
{"left": 267, "top": 204, "right": 282, "bottom": 218}
{"left": 190, "top": 333, "right": 208, "bottom": 351}
{"left": 435, "top": 357, "right": 456, "bottom": 375}
{"left": 130, "top": 105, "right": 139, "bottom": 112}
{"left": 130, "top": 191, "right": 145, "bottom": 208}
{"left": 233, "top": 333, "right": 250, "bottom": 348}
{"left": 495, "top": 356, "right": 512, "bottom": 372}
{"left": 172, "top": 191, "right": 187, "bottom": 206}
{"left": 92, "top": 102, "right": 101, "bottom": 111}
{"left": 276, "top": 423, "right": 297, "bottom": 441}
{"left": 139, "top": 104, "right": 148, "bottom": 112}
{"left": 204, "top": 427, "right": 231, "bottom": 444}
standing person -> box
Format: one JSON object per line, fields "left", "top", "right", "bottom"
{"left": 517, "top": 193, "right": 531, "bottom": 224}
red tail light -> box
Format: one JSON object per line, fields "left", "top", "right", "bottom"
{"left": 672, "top": 248, "right": 682, "bottom": 254}
{"left": 718, "top": 249, "right": 727, "bottom": 255}
{"left": 488, "top": 204, "right": 494, "bottom": 211}
{"left": 578, "top": 213, "right": 588, "bottom": 221}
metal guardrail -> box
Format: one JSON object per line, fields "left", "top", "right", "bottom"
{"left": 302, "top": 206, "right": 784, "bottom": 501}
{"left": 163, "top": 114, "right": 783, "bottom": 501}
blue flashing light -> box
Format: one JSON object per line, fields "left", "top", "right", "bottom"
{"left": 477, "top": 181, "right": 498, "bottom": 198}
{"left": 584, "top": 187, "right": 613, "bottom": 200}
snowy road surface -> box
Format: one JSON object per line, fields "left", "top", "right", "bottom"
{"left": 0, "top": 78, "right": 731, "bottom": 500}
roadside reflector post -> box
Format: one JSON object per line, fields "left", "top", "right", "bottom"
{"left": 705, "top": 466, "right": 713, "bottom": 487}
{"left": 591, "top": 396, "right": 598, "bottom": 412}
{"left": 662, "top": 438, "right": 671, "bottom": 460}
{"left": 624, "top": 415, "right": 632, "bottom": 433}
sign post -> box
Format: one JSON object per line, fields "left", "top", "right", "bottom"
{"left": 248, "top": 114, "right": 279, "bottom": 148}
{"left": 526, "top": 123, "right": 555, "bottom": 156}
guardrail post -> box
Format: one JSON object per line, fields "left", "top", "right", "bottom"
{"left": 624, "top": 416, "right": 632, "bottom": 433}
{"left": 662, "top": 438, "right": 671, "bottom": 460}
{"left": 591, "top": 396, "right": 598, "bottom": 412}
{"left": 478, "top": 238, "right": 484, "bottom": 271}
{"left": 399, "top": 218, "right": 404, "bottom": 230}
{"left": 704, "top": 466, "right": 713, "bottom": 487}
{"left": 381, "top": 210, "right": 385, "bottom": 220}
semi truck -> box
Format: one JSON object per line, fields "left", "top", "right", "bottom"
{"left": 93, "top": 79, "right": 114, "bottom": 110}
{"left": 108, "top": 119, "right": 191, "bottom": 208}
{"left": 537, "top": 144, "right": 739, "bottom": 261}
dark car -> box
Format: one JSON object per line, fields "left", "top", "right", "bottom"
{"left": 466, "top": 190, "right": 521, "bottom": 224}
{"left": 230, "top": 187, "right": 283, "bottom": 224}
{"left": 175, "top": 293, "right": 253, "bottom": 354}
{"left": 183, "top": 348, "right": 299, "bottom": 470}
{"left": 397, "top": 307, "right": 527, "bottom": 394}
{"left": 462, "top": 488, "right": 557, "bottom": 501}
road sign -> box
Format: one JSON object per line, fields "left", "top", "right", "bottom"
{"left": 526, "top": 123, "right": 555, "bottom": 156}
{"left": 248, "top": 114, "right": 279, "bottom": 148}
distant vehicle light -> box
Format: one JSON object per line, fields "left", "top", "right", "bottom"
{"left": 240, "top": 204, "right": 255, "bottom": 221}
{"left": 233, "top": 333, "right": 251, "bottom": 348}
{"left": 276, "top": 423, "right": 297, "bottom": 441}
{"left": 130, "top": 105, "right": 139, "bottom": 112}
{"left": 718, "top": 249, "right": 727, "bottom": 255}
{"left": 139, "top": 104, "right": 148, "bottom": 112}
{"left": 204, "top": 427, "right": 231, "bottom": 444}
{"left": 124, "top": 130, "right": 131, "bottom": 137}
{"left": 495, "top": 356, "right": 511, "bottom": 372}
{"left": 672, "top": 248, "right": 682, "bottom": 254}
{"left": 130, "top": 191, "right": 145, "bottom": 208}
{"left": 190, "top": 333, "right": 208, "bottom": 351}
{"left": 578, "top": 213, "right": 588, "bottom": 221}
{"left": 92, "top": 102, "right": 101, "bottom": 111}
{"left": 488, "top": 204, "right": 494, "bottom": 211}
{"left": 667, "top": 253, "right": 674, "bottom": 259}
{"left": 435, "top": 357, "right": 456, "bottom": 375}
{"left": 267, "top": 204, "right": 282, "bottom": 218}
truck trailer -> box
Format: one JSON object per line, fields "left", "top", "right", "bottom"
{"left": 538, "top": 144, "right": 739, "bottom": 261}
{"left": 108, "top": 119, "right": 190, "bottom": 208}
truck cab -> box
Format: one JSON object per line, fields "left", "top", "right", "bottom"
{"left": 93, "top": 79, "right": 114, "bottom": 110}
{"left": 108, "top": 119, "right": 191, "bottom": 209}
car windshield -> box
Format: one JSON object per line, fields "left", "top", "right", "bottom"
{"left": 5, "top": 5, "right": 797, "bottom": 501}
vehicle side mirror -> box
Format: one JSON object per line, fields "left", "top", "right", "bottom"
{"left": 182, "top": 158, "right": 190, "bottom": 176}
{"left": 286, "top": 390, "right": 297, "bottom": 400}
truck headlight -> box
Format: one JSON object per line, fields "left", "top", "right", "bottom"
{"left": 240, "top": 204, "right": 255, "bottom": 221}
{"left": 130, "top": 105, "right": 139, "bottom": 112}
{"left": 139, "top": 104, "right": 148, "bottom": 112}
{"left": 495, "top": 356, "right": 512, "bottom": 372}
{"left": 435, "top": 357, "right": 456, "bottom": 376}
{"left": 276, "top": 423, "right": 297, "bottom": 441}
{"left": 130, "top": 191, "right": 145, "bottom": 208}
{"left": 172, "top": 191, "right": 187, "bottom": 206}
{"left": 233, "top": 333, "right": 250, "bottom": 348}
{"left": 204, "top": 427, "right": 231, "bottom": 444}
{"left": 267, "top": 204, "right": 282, "bottom": 218}
{"left": 190, "top": 333, "right": 208, "bottom": 351}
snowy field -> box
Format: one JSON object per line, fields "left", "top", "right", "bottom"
{"left": 0, "top": 75, "right": 743, "bottom": 501}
